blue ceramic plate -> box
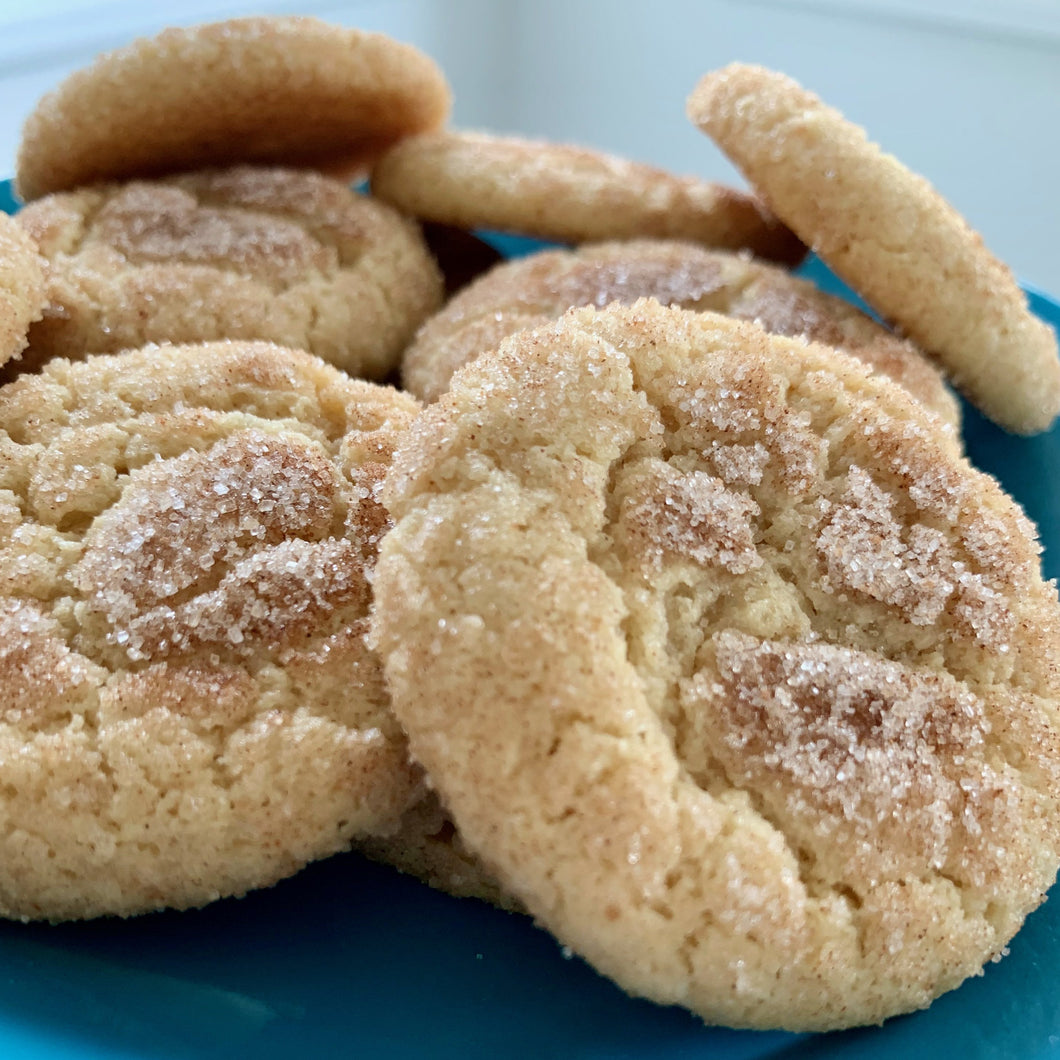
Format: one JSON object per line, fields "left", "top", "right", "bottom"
{"left": 1, "top": 185, "right": 1059, "bottom": 1060}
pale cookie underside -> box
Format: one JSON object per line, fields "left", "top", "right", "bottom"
{"left": 0, "top": 213, "right": 46, "bottom": 367}
{"left": 355, "top": 790, "right": 521, "bottom": 912}
{"left": 687, "top": 63, "right": 1060, "bottom": 434}
{"left": 402, "top": 239, "right": 959, "bottom": 433}
{"left": 14, "top": 167, "right": 443, "bottom": 379}
{"left": 0, "top": 340, "right": 422, "bottom": 920}
{"left": 15, "top": 16, "right": 452, "bottom": 201}
{"left": 373, "top": 300, "right": 1060, "bottom": 1031}
{"left": 371, "top": 130, "right": 806, "bottom": 266}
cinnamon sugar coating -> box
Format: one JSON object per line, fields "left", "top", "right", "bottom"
{"left": 371, "top": 299, "right": 1060, "bottom": 1031}
{"left": 0, "top": 340, "right": 422, "bottom": 920}
{"left": 402, "top": 239, "right": 959, "bottom": 433}
{"left": 687, "top": 63, "right": 1060, "bottom": 434}
{"left": 15, "top": 16, "right": 451, "bottom": 201}
{"left": 371, "top": 131, "right": 805, "bottom": 265}
{"left": 0, "top": 213, "right": 45, "bottom": 367}
{"left": 14, "top": 167, "right": 443, "bottom": 378}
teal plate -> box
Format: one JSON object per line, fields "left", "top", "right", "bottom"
{"left": 2, "top": 187, "right": 1060, "bottom": 1059}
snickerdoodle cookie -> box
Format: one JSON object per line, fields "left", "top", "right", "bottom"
{"left": 15, "top": 16, "right": 451, "bottom": 202}
{"left": 370, "top": 130, "right": 805, "bottom": 265}
{"left": 687, "top": 63, "right": 1060, "bottom": 434}
{"left": 0, "top": 340, "right": 423, "bottom": 920}
{"left": 0, "top": 212, "right": 45, "bottom": 367}
{"left": 402, "top": 239, "right": 959, "bottom": 431}
{"left": 14, "top": 166, "right": 443, "bottom": 378}
{"left": 371, "top": 299, "right": 1060, "bottom": 1031}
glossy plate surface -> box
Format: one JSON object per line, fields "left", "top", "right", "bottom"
{"left": 1, "top": 191, "right": 1059, "bottom": 1059}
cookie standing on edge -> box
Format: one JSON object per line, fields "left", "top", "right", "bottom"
{"left": 371, "top": 299, "right": 1060, "bottom": 1031}
{"left": 0, "top": 341, "right": 424, "bottom": 920}
{"left": 0, "top": 213, "right": 45, "bottom": 367}
{"left": 371, "top": 130, "right": 806, "bottom": 266}
{"left": 15, "top": 166, "right": 443, "bottom": 379}
{"left": 402, "top": 238, "right": 960, "bottom": 432}
{"left": 687, "top": 63, "right": 1060, "bottom": 435}
{"left": 15, "top": 16, "right": 452, "bottom": 201}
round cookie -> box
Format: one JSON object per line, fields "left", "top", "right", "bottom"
{"left": 0, "top": 340, "right": 423, "bottom": 920}
{"left": 14, "top": 166, "right": 443, "bottom": 378}
{"left": 370, "top": 130, "right": 806, "bottom": 266}
{"left": 687, "top": 63, "right": 1060, "bottom": 435}
{"left": 0, "top": 212, "right": 45, "bottom": 367}
{"left": 15, "top": 16, "right": 452, "bottom": 202}
{"left": 371, "top": 299, "right": 1060, "bottom": 1031}
{"left": 402, "top": 239, "right": 959, "bottom": 431}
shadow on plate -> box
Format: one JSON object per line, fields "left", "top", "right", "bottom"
{"left": 0, "top": 852, "right": 796, "bottom": 1060}
{"left": 0, "top": 846, "right": 1059, "bottom": 1060}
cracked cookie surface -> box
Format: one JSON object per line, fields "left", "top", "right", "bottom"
{"left": 15, "top": 16, "right": 451, "bottom": 201}
{"left": 371, "top": 299, "right": 1060, "bottom": 1031}
{"left": 0, "top": 339, "right": 421, "bottom": 920}
{"left": 14, "top": 166, "right": 443, "bottom": 379}
{"left": 402, "top": 239, "right": 959, "bottom": 434}
{"left": 687, "top": 63, "right": 1060, "bottom": 434}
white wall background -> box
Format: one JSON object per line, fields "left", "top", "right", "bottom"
{"left": 0, "top": 0, "right": 1057, "bottom": 291}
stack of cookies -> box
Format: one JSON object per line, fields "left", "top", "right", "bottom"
{"left": 2, "top": 15, "right": 1060, "bottom": 1035}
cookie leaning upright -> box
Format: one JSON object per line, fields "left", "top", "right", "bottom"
{"left": 371, "top": 130, "right": 805, "bottom": 265}
{"left": 16, "top": 166, "right": 443, "bottom": 378}
{"left": 0, "top": 341, "right": 423, "bottom": 920}
{"left": 687, "top": 64, "right": 1060, "bottom": 434}
{"left": 372, "top": 298, "right": 1060, "bottom": 1030}
{"left": 0, "top": 213, "right": 45, "bottom": 368}
{"left": 15, "top": 16, "right": 452, "bottom": 201}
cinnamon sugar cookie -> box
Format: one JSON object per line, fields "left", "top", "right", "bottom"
{"left": 687, "top": 63, "right": 1060, "bottom": 434}
{"left": 0, "top": 212, "right": 45, "bottom": 367}
{"left": 402, "top": 239, "right": 959, "bottom": 432}
{"left": 370, "top": 131, "right": 805, "bottom": 266}
{"left": 15, "top": 16, "right": 451, "bottom": 202}
{"left": 0, "top": 340, "right": 422, "bottom": 920}
{"left": 15, "top": 166, "right": 443, "bottom": 378}
{"left": 371, "top": 299, "right": 1060, "bottom": 1031}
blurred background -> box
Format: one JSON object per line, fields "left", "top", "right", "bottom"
{"left": 0, "top": 0, "right": 1057, "bottom": 290}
